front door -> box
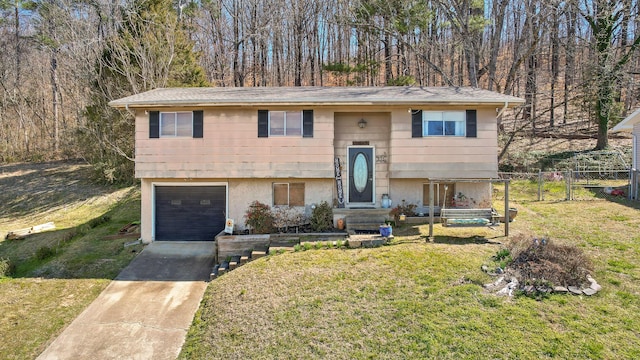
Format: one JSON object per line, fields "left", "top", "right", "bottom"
{"left": 348, "top": 147, "right": 374, "bottom": 203}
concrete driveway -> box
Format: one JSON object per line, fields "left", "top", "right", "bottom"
{"left": 37, "top": 241, "right": 214, "bottom": 360}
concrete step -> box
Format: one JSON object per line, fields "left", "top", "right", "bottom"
{"left": 209, "top": 264, "right": 220, "bottom": 280}
{"left": 251, "top": 249, "right": 268, "bottom": 259}
{"left": 345, "top": 213, "right": 388, "bottom": 232}
{"left": 349, "top": 224, "right": 383, "bottom": 232}
{"left": 218, "top": 261, "right": 229, "bottom": 275}
{"left": 229, "top": 255, "right": 241, "bottom": 270}
{"left": 240, "top": 253, "right": 250, "bottom": 265}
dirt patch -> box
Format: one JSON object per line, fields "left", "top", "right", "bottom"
{"left": 0, "top": 160, "right": 120, "bottom": 238}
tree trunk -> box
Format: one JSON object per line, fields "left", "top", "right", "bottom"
{"left": 564, "top": 2, "right": 576, "bottom": 124}
{"left": 51, "top": 49, "right": 60, "bottom": 153}
{"left": 487, "top": 0, "right": 506, "bottom": 91}
{"left": 14, "top": 1, "right": 20, "bottom": 87}
{"left": 550, "top": 7, "right": 559, "bottom": 127}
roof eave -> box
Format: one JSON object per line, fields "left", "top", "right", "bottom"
{"left": 612, "top": 107, "right": 640, "bottom": 132}
{"left": 109, "top": 99, "right": 525, "bottom": 109}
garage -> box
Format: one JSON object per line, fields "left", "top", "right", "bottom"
{"left": 154, "top": 185, "right": 226, "bottom": 241}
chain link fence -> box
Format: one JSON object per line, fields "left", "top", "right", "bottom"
{"left": 497, "top": 170, "right": 634, "bottom": 202}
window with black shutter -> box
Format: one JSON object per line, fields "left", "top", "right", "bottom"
{"left": 465, "top": 109, "right": 477, "bottom": 138}
{"left": 149, "top": 111, "right": 160, "bottom": 138}
{"left": 193, "top": 110, "right": 204, "bottom": 138}
{"left": 411, "top": 110, "right": 423, "bottom": 138}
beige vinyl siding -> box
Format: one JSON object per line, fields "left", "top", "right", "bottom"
{"left": 139, "top": 178, "right": 333, "bottom": 241}
{"left": 389, "top": 107, "right": 498, "bottom": 179}
{"left": 135, "top": 108, "right": 334, "bottom": 178}
{"left": 135, "top": 105, "right": 500, "bottom": 181}
{"left": 333, "top": 112, "right": 390, "bottom": 205}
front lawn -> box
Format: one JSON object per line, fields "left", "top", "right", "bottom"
{"left": 181, "top": 184, "right": 640, "bottom": 359}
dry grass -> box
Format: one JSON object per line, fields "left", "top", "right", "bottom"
{"left": 0, "top": 278, "right": 109, "bottom": 359}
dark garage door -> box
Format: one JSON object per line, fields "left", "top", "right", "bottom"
{"left": 155, "top": 186, "right": 226, "bottom": 241}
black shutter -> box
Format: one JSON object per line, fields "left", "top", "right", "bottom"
{"left": 193, "top": 110, "right": 203, "bottom": 138}
{"left": 302, "top": 110, "right": 314, "bottom": 138}
{"left": 258, "top": 110, "right": 269, "bottom": 137}
{"left": 411, "top": 110, "right": 423, "bottom": 138}
{"left": 466, "top": 109, "right": 477, "bottom": 138}
{"left": 149, "top": 111, "right": 160, "bottom": 138}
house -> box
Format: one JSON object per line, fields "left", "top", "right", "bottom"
{"left": 109, "top": 87, "right": 524, "bottom": 242}
{"left": 612, "top": 107, "right": 640, "bottom": 170}
{"left": 612, "top": 107, "right": 640, "bottom": 199}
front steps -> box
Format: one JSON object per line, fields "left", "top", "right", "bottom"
{"left": 210, "top": 248, "right": 269, "bottom": 279}
{"left": 209, "top": 232, "right": 390, "bottom": 280}
{"left": 334, "top": 208, "right": 392, "bottom": 232}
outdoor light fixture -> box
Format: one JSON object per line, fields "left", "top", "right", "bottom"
{"left": 358, "top": 118, "right": 367, "bottom": 128}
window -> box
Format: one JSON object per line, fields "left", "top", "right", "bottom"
{"left": 258, "top": 110, "right": 313, "bottom": 138}
{"left": 273, "top": 183, "right": 305, "bottom": 206}
{"left": 160, "top": 112, "right": 193, "bottom": 137}
{"left": 423, "top": 111, "right": 465, "bottom": 136}
{"left": 423, "top": 183, "right": 455, "bottom": 208}
{"left": 269, "top": 111, "right": 302, "bottom": 136}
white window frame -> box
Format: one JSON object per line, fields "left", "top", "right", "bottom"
{"left": 423, "top": 111, "right": 466, "bottom": 137}
{"left": 160, "top": 111, "right": 193, "bottom": 137}
{"left": 268, "top": 111, "right": 303, "bottom": 137}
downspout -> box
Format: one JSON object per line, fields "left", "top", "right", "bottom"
{"left": 124, "top": 103, "right": 135, "bottom": 117}
{"left": 633, "top": 133, "right": 637, "bottom": 170}
{"left": 496, "top": 101, "right": 509, "bottom": 119}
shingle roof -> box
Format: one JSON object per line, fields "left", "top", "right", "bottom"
{"left": 109, "top": 86, "right": 525, "bottom": 109}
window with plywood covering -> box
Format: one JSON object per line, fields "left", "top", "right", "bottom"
{"left": 423, "top": 183, "right": 455, "bottom": 208}
{"left": 273, "top": 183, "right": 305, "bottom": 206}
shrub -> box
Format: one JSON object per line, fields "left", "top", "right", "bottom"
{"left": 507, "top": 235, "right": 593, "bottom": 288}
{"left": 389, "top": 201, "right": 417, "bottom": 222}
{"left": 36, "top": 246, "right": 55, "bottom": 261}
{"left": 0, "top": 258, "right": 15, "bottom": 277}
{"left": 244, "top": 201, "right": 275, "bottom": 234}
{"left": 273, "top": 206, "right": 307, "bottom": 232}
{"left": 89, "top": 215, "right": 111, "bottom": 228}
{"left": 310, "top": 201, "right": 333, "bottom": 232}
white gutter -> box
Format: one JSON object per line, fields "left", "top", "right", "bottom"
{"left": 124, "top": 103, "right": 135, "bottom": 117}
{"left": 496, "top": 101, "right": 509, "bottom": 118}
{"left": 634, "top": 133, "right": 638, "bottom": 170}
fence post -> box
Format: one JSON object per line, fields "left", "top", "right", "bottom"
{"left": 565, "top": 171, "right": 571, "bottom": 201}
{"left": 629, "top": 168, "right": 633, "bottom": 200}
{"left": 632, "top": 169, "right": 638, "bottom": 200}
{"left": 504, "top": 179, "right": 510, "bottom": 237}
{"left": 636, "top": 169, "right": 639, "bottom": 200}
{"left": 538, "top": 170, "right": 543, "bottom": 201}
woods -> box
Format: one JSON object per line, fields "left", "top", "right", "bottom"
{"left": 1, "top": 0, "right": 639, "bottom": 181}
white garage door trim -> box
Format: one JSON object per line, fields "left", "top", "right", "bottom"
{"left": 151, "top": 182, "right": 228, "bottom": 241}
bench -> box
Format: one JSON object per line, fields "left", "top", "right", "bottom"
{"left": 440, "top": 208, "right": 498, "bottom": 227}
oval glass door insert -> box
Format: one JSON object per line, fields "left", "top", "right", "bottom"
{"left": 353, "top": 153, "right": 368, "bottom": 192}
